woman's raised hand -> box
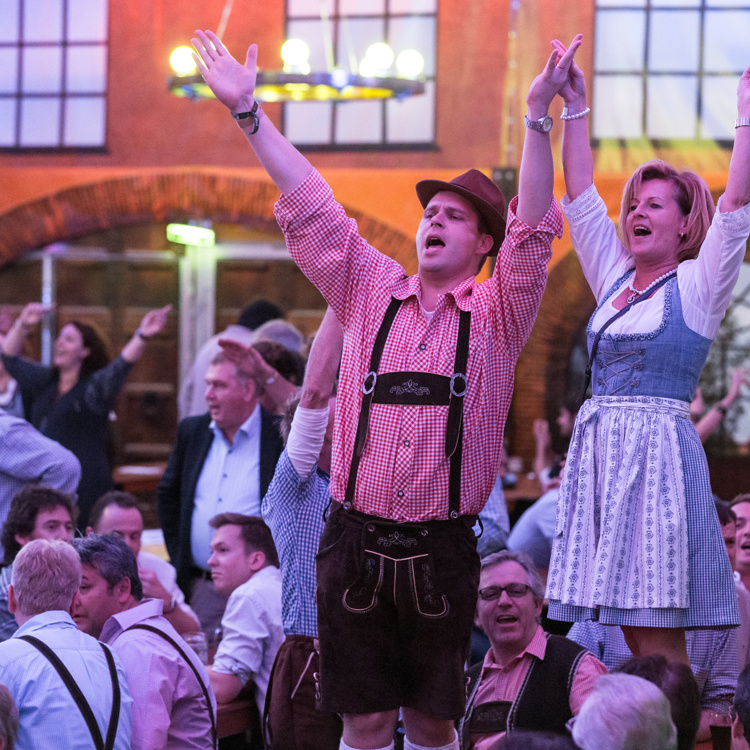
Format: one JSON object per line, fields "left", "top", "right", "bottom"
{"left": 138, "top": 304, "right": 172, "bottom": 338}
{"left": 18, "top": 302, "right": 53, "bottom": 329}
{"left": 551, "top": 36, "right": 587, "bottom": 110}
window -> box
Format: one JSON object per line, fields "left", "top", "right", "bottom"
{"left": 592, "top": 0, "right": 750, "bottom": 143}
{"left": 0, "top": 0, "right": 108, "bottom": 150}
{"left": 283, "top": 0, "right": 436, "bottom": 150}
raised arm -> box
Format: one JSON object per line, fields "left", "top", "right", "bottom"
{"left": 299, "top": 307, "right": 343, "bottom": 410}
{"left": 192, "top": 30, "right": 313, "bottom": 195}
{"left": 2, "top": 303, "right": 53, "bottom": 357}
{"left": 722, "top": 64, "right": 750, "bottom": 213}
{"left": 120, "top": 305, "right": 172, "bottom": 364}
{"left": 516, "top": 35, "right": 583, "bottom": 228}
{"left": 550, "top": 37, "right": 593, "bottom": 202}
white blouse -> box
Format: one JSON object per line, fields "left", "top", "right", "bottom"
{"left": 561, "top": 183, "right": 750, "bottom": 339}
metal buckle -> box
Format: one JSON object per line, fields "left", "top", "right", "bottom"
{"left": 450, "top": 372, "right": 467, "bottom": 397}
{"left": 363, "top": 371, "right": 377, "bottom": 395}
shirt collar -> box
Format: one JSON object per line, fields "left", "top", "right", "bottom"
{"left": 390, "top": 273, "right": 476, "bottom": 312}
{"left": 482, "top": 624, "right": 547, "bottom": 670}
{"left": 14, "top": 610, "right": 77, "bottom": 636}
{"left": 210, "top": 402, "right": 261, "bottom": 444}
{"left": 100, "top": 598, "right": 164, "bottom": 643}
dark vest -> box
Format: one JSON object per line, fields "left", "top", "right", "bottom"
{"left": 460, "top": 634, "right": 587, "bottom": 748}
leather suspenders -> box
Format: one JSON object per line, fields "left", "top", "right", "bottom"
{"left": 128, "top": 623, "right": 218, "bottom": 749}
{"left": 19, "top": 635, "right": 121, "bottom": 750}
{"left": 344, "top": 297, "right": 471, "bottom": 519}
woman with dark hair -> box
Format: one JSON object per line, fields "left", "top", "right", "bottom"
{"left": 1, "top": 302, "right": 170, "bottom": 526}
{"left": 546, "top": 37, "right": 750, "bottom": 664}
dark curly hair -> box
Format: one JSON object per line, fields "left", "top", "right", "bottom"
{"left": 1, "top": 486, "right": 77, "bottom": 565}
{"left": 69, "top": 321, "right": 110, "bottom": 378}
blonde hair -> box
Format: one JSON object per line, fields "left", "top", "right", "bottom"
{"left": 618, "top": 160, "right": 715, "bottom": 262}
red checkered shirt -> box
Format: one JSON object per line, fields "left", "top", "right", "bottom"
{"left": 274, "top": 170, "right": 562, "bottom": 521}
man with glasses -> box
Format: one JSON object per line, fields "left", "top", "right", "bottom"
{"left": 459, "top": 550, "right": 607, "bottom": 748}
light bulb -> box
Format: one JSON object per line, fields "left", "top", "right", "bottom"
{"left": 281, "top": 38, "right": 311, "bottom": 70}
{"left": 365, "top": 42, "right": 394, "bottom": 70}
{"left": 170, "top": 46, "right": 197, "bottom": 75}
{"left": 396, "top": 49, "right": 424, "bottom": 78}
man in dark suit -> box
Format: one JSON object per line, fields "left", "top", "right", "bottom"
{"left": 158, "top": 352, "right": 283, "bottom": 635}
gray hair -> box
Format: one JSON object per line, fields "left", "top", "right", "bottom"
{"left": 480, "top": 549, "right": 545, "bottom": 601}
{"left": 573, "top": 673, "right": 677, "bottom": 750}
{"left": 11, "top": 540, "right": 81, "bottom": 617}
{"left": 0, "top": 684, "right": 18, "bottom": 750}
{"left": 251, "top": 319, "right": 304, "bottom": 354}
{"left": 72, "top": 534, "right": 143, "bottom": 600}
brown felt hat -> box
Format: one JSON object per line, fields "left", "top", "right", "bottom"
{"left": 415, "top": 169, "right": 507, "bottom": 256}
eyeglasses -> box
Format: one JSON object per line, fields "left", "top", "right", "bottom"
{"left": 478, "top": 583, "right": 531, "bottom": 601}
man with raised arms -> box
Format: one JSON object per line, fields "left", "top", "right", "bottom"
{"left": 192, "top": 29, "right": 579, "bottom": 750}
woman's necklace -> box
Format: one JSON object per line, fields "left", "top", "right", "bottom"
{"left": 626, "top": 269, "right": 677, "bottom": 305}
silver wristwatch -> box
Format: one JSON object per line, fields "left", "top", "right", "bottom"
{"left": 524, "top": 113, "right": 553, "bottom": 133}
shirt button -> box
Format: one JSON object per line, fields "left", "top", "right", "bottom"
{"left": 418, "top": 343, "right": 427, "bottom": 351}
{"left": 403, "top": 440, "right": 410, "bottom": 447}
{"left": 397, "top": 490, "right": 404, "bottom": 498}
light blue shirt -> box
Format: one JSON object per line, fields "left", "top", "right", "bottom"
{"left": 190, "top": 405, "right": 261, "bottom": 569}
{"left": 0, "top": 610, "right": 132, "bottom": 750}
{"left": 506, "top": 488, "right": 559, "bottom": 569}
{"left": 476, "top": 476, "right": 510, "bottom": 558}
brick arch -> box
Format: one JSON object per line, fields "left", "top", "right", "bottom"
{"left": 0, "top": 171, "right": 416, "bottom": 264}
{"left": 509, "top": 249, "right": 596, "bottom": 461}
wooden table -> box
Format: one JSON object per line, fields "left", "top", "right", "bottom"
{"left": 112, "top": 462, "right": 166, "bottom": 494}
{"left": 217, "top": 698, "right": 256, "bottom": 739}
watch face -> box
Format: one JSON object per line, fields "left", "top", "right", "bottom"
{"left": 524, "top": 114, "right": 553, "bottom": 133}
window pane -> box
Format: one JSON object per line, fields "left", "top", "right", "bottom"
{"left": 593, "top": 74, "right": 643, "bottom": 138}
{"left": 20, "top": 96, "right": 60, "bottom": 145}
{"left": 0, "top": 49, "right": 18, "bottom": 94}
{"left": 649, "top": 11, "right": 699, "bottom": 72}
{"left": 340, "top": 0, "right": 384, "bottom": 15}
{"left": 23, "top": 0, "right": 62, "bottom": 42}
{"left": 68, "top": 0, "right": 108, "bottom": 42}
{"left": 646, "top": 75, "right": 697, "bottom": 138}
{"left": 64, "top": 96, "right": 105, "bottom": 146}
{"left": 389, "top": 16, "right": 435, "bottom": 78}
{"left": 335, "top": 99, "right": 382, "bottom": 143}
{"left": 287, "top": 0, "right": 335, "bottom": 17}
{"left": 22, "top": 46, "right": 62, "bottom": 93}
{"left": 287, "top": 19, "right": 334, "bottom": 72}
{"left": 595, "top": 11, "right": 646, "bottom": 72}
{"left": 706, "top": 0, "right": 750, "bottom": 6}
{"left": 390, "top": 0, "right": 437, "bottom": 11}
{"left": 701, "top": 75, "right": 738, "bottom": 140}
{"left": 67, "top": 46, "right": 107, "bottom": 93}
{"left": 0, "top": 99, "right": 17, "bottom": 145}
{"left": 0, "top": 1, "right": 20, "bottom": 43}
{"left": 386, "top": 79, "right": 434, "bottom": 142}
{"left": 285, "top": 100, "right": 332, "bottom": 144}
{"left": 336, "top": 17, "right": 386, "bottom": 74}
{"left": 704, "top": 11, "right": 750, "bottom": 73}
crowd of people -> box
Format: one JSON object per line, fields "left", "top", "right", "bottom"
{"left": 0, "top": 25, "right": 748, "bottom": 750}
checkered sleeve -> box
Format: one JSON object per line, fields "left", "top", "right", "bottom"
{"left": 697, "top": 628, "right": 738, "bottom": 713}
{"left": 274, "top": 170, "right": 402, "bottom": 328}
{"left": 492, "top": 195, "right": 563, "bottom": 357}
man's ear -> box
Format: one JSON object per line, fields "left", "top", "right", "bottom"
{"left": 249, "top": 550, "right": 266, "bottom": 573}
{"left": 7, "top": 585, "right": 16, "bottom": 615}
{"left": 115, "top": 576, "right": 132, "bottom": 603}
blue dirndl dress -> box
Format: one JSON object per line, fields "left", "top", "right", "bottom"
{"left": 546, "top": 273, "right": 739, "bottom": 629}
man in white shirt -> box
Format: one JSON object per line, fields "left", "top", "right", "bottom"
{"left": 87, "top": 490, "right": 200, "bottom": 635}
{"left": 158, "top": 354, "right": 284, "bottom": 635}
{"left": 206, "top": 513, "right": 283, "bottom": 720}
